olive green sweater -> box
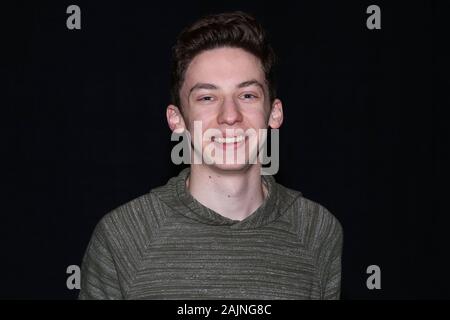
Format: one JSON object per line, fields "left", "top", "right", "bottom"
{"left": 78, "top": 167, "right": 343, "bottom": 300}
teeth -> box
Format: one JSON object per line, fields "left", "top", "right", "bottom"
{"left": 215, "top": 135, "right": 245, "bottom": 144}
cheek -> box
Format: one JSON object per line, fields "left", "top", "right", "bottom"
{"left": 243, "top": 108, "right": 269, "bottom": 128}
{"left": 186, "top": 114, "right": 216, "bottom": 134}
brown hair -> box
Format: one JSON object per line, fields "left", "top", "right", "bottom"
{"left": 170, "top": 11, "right": 277, "bottom": 108}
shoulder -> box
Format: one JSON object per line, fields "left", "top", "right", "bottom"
{"left": 297, "top": 195, "right": 343, "bottom": 252}
{"left": 299, "top": 195, "right": 342, "bottom": 232}
{"left": 93, "top": 191, "right": 169, "bottom": 251}
{"left": 277, "top": 183, "right": 343, "bottom": 250}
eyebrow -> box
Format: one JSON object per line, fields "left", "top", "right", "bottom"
{"left": 237, "top": 80, "right": 265, "bottom": 91}
{"left": 188, "top": 79, "right": 266, "bottom": 96}
{"left": 189, "top": 83, "right": 218, "bottom": 94}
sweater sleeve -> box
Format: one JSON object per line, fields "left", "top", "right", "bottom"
{"left": 78, "top": 217, "right": 124, "bottom": 300}
{"left": 320, "top": 218, "right": 344, "bottom": 300}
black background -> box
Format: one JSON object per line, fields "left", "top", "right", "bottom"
{"left": 3, "top": 0, "right": 448, "bottom": 299}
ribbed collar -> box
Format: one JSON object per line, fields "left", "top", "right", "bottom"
{"left": 151, "top": 167, "right": 302, "bottom": 230}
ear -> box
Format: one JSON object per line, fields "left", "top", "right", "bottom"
{"left": 268, "top": 99, "right": 283, "bottom": 129}
{"left": 166, "top": 104, "right": 187, "bottom": 133}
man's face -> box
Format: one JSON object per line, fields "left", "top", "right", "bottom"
{"left": 167, "top": 47, "right": 283, "bottom": 172}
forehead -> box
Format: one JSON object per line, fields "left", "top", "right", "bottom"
{"left": 183, "top": 47, "right": 265, "bottom": 87}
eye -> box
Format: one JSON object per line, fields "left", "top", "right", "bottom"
{"left": 240, "top": 93, "right": 259, "bottom": 100}
{"left": 197, "top": 96, "right": 215, "bottom": 102}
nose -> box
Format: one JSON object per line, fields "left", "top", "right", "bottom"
{"left": 217, "top": 97, "right": 243, "bottom": 126}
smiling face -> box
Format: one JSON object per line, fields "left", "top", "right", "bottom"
{"left": 167, "top": 47, "right": 283, "bottom": 172}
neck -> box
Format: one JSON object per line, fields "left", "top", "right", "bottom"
{"left": 186, "top": 165, "right": 268, "bottom": 221}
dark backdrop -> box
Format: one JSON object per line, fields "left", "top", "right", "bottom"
{"left": 3, "top": 0, "right": 448, "bottom": 299}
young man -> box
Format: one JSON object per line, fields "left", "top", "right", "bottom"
{"left": 79, "top": 11, "right": 343, "bottom": 300}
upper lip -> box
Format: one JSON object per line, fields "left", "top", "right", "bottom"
{"left": 204, "top": 129, "right": 247, "bottom": 141}
{"left": 212, "top": 135, "right": 245, "bottom": 142}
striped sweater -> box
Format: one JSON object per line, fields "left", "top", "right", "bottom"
{"left": 78, "top": 167, "right": 343, "bottom": 300}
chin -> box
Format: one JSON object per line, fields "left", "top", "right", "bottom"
{"left": 210, "top": 162, "right": 251, "bottom": 172}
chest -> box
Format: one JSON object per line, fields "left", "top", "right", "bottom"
{"left": 125, "top": 228, "right": 321, "bottom": 299}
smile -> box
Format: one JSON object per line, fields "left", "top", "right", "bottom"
{"left": 213, "top": 135, "right": 245, "bottom": 144}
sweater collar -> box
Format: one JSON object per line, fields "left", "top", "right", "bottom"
{"left": 151, "top": 167, "right": 301, "bottom": 230}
